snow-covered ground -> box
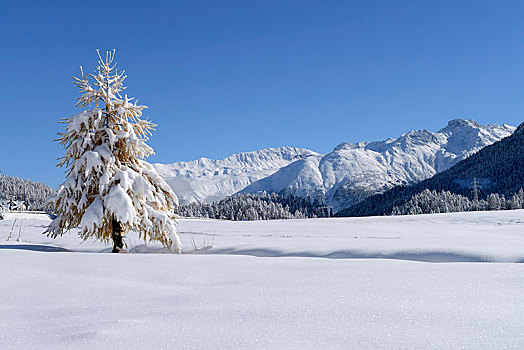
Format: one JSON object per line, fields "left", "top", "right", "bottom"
{"left": 1, "top": 210, "right": 523, "bottom": 348}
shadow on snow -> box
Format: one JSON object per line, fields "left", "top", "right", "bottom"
{"left": 203, "top": 247, "right": 521, "bottom": 263}
{"left": 0, "top": 244, "right": 71, "bottom": 253}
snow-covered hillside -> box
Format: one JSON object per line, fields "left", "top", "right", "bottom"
{"left": 242, "top": 119, "right": 515, "bottom": 211}
{"left": 1, "top": 210, "right": 524, "bottom": 348}
{"left": 154, "top": 147, "right": 318, "bottom": 203}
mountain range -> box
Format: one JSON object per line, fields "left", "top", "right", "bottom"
{"left": 153, "top": 147, "right": 318, "bottom": 204}
{"left": 337, "top": 121, "right": 524, "bottom": 217}
{"left": 154, "top": 119, "right": 515, "bottom": 212}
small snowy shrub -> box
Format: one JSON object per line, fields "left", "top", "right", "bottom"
{"left": 46, "top": 50, "right": 181, "bottom": 252}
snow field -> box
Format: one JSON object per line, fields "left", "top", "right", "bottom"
{"left": 0, "top": 210, "right": 523, "bottom": 348}
{"left": 1, "top": 252, "right": 523, "bottom": 349}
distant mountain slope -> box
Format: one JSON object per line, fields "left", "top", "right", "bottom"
{"left": 241, "top": 119, "right": 514, "bottom": 211}
{"left": 0, "top": 174, "right": 55, "bottom": 210}
{"left": 336, "top": 122, "right": 524, "bottom": 217}
{"left": 153, "top": 147, "right": 319, "bottom": 203}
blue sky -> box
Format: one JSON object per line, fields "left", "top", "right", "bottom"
{"left": 1, "top": 0, "right": 524, "bottom": 188}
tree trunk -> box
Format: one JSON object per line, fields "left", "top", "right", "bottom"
{"left": 111, "top": 218, "right": 124, "bottom": 253}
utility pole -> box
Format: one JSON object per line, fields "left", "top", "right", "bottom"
{"left": 470, "top": 177, "right": 481, "bottom": 203}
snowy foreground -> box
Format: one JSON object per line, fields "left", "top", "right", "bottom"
{"left": 1, "top": 211, "right": 523, "bottom": 349}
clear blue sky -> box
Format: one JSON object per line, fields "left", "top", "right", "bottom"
{"left": 1, "top": 0, "right": 523, "bottom": 188}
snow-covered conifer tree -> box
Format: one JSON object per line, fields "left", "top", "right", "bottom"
{"left": 47, "top": 50, "right": 180, "bottom": 252}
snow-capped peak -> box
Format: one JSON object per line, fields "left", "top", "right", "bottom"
{"left": 333, "top": 141, "right": 369, "bottom": 151}
{"left": 438, "top": 118, "right": 513, "bottom": 138}
{"left": 439, "top": 118, "right": 480, "bottom": 130}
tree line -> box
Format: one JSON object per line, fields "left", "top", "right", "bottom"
{"left": 392, "top": 188, "right": 524, "bottom": 215}
{"left": 0, "top": 174, "right": 55, "bottom": 210}
{"left": 174, "top": 193, "right": 330, "bottom": 220}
